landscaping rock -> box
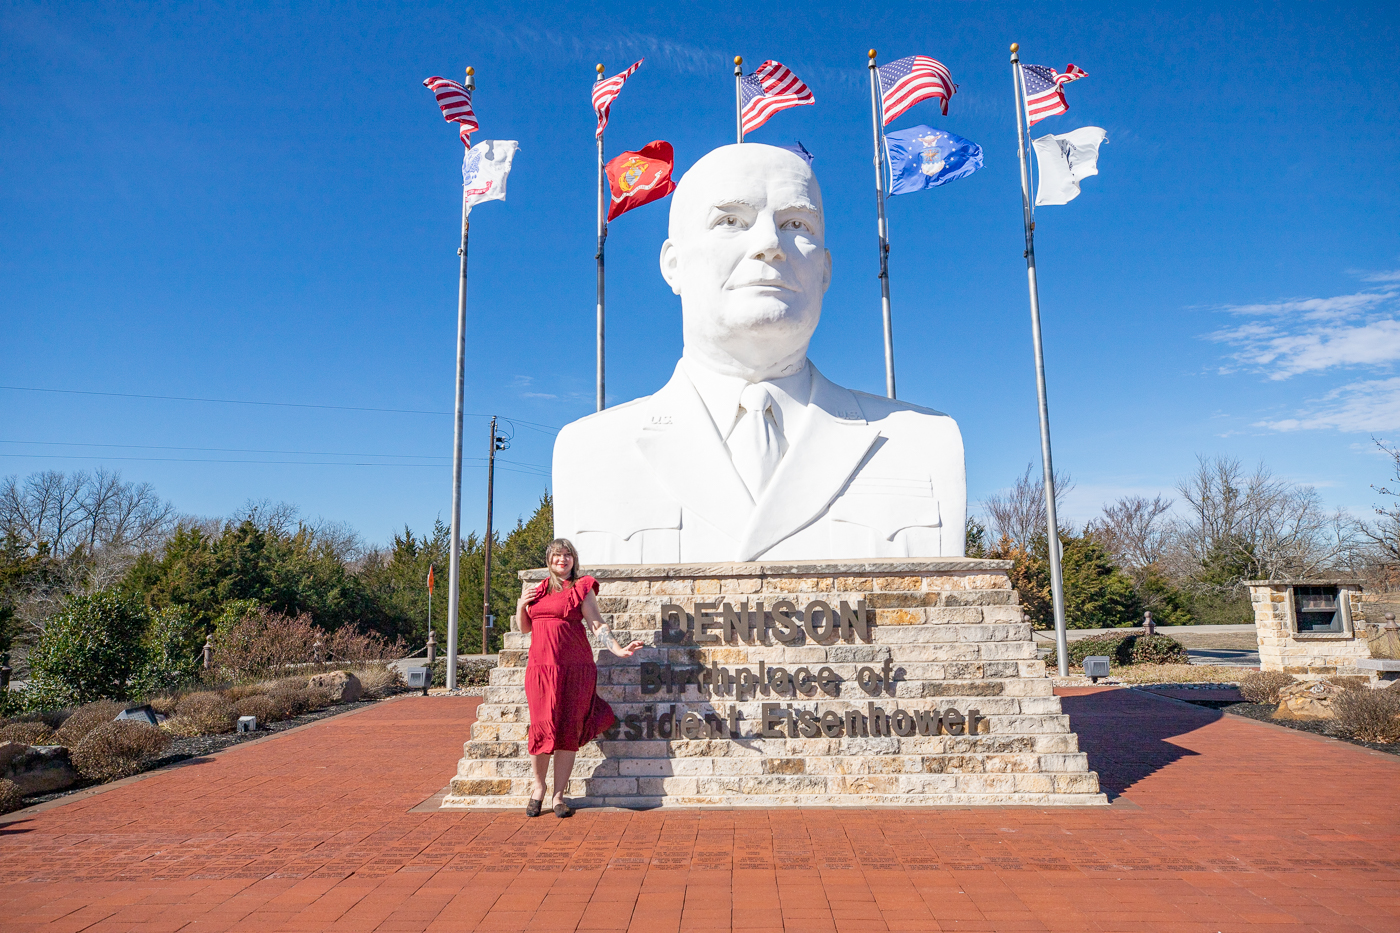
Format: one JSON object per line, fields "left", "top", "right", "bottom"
{"left": 1274, "top": 680, "right": 1344, "bottom": 721}
{"left": 2, "top": 745, "right": 77, "bottom": 795}
{"left": 308, "top": 670, "right": 362, "bottom": 703}
{"left": 0, "top": 741, "right": 28, "bottom": 773}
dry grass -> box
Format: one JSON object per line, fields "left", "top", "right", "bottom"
{"left": 1239, "top": 670, "right": 1298, "bottom": 704}
{"left": 0, "top": 778, "right": 21, "bottom": 814}
{"left": 224, "top": 683, "right": 272, "bottom": 702}
{"left": 164, "top": 691, "right": 237, "bottom": 737}
{"left": 353, "top": 665, "right": 402, "bottom": 699}
{"left": 0, "top": 722, "right": 56, "bottom": 746}
{"left": 51, "top": 700, "right": 126, "bottom": 747}
{"left": 300, "top": 686, "right": 333, "bottom": 712}
{"left": 1333, "top": 687, "right": 1400, "bottom": 743}
{"left": 1107, "top": 664, "right": 1250, "bottom": 685}
{"left": 71, "top": 721, "right": 172, "bottom": 782}
{"left": 233, "top": 694, "right": 281, "bottom": 724}
{"left": 146, "top": 695, "right": 181, "bottom": 716}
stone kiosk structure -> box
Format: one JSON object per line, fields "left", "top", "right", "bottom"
{"left": 440, "top": 143, "right": 1104, "bottom": 808}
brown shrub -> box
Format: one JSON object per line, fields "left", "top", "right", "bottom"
{"left": 146, "top": 695, "right": 180, "bottom": 716}
{"left": 165, "top": 692, "right": 237, "bottom": 737}
{"left": 265, "top": 689, "right": 308, "bottom": 719}
{"left": 71, "top": 721, "right": 172, "bottom": 782}
{"left": 233, "top": 695, "right": 281, "bottom": 724}
{"left": 299, "top": 686, "right": 333, "bottom": 712}
{"left": 0, "top": 779, "right": 21, "bottom": 814}
{"left": 324, "top": 626, "right": 405, "bottom": 666}
{"left": 224, "top": 683, "right": 271, "bottom": 702}
{"left": 354, "top": 665, "right": 403, "bottom": 699}
{"left": 1239, "top": 671, "right": 1296, "bottom": 704}
{"left": 0, "top": 722, "right": 56, "bottom": 746}
{"left": 51, "top": 700, "right": 126, "bottom": 747}
{"left": 1333, "top": 687, "right": 1400, "bottom": 744}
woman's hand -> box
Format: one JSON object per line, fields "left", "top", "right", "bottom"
{"left": 614, "top": 639, "right": 645, "bottom": 658}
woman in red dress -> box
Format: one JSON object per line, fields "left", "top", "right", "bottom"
{"left": 516, "top": 538, "right": 643, "bottom": 818}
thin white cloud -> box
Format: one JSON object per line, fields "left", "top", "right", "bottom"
{"left": 1257, "top": 377, "right": 1400, "bottom": 432}
{"left": 1362, "top": 270, "right": 1400, "bottom": 283}
{"left": 1210, "top": 286, "right": 1400, "bottom": 379}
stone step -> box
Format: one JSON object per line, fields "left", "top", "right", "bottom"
{"left": 441, "top": 791, "right": 1107, "bottom": 808}
{"left": 455, "top": 751, "right": 1091, "bottom": 779}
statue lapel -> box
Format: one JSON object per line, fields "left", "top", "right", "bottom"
{"left": 736, "top": 365, "right": 880, "bottom": 560}
{"left": 635, "top": 363, "right": 755, "bottom": 542}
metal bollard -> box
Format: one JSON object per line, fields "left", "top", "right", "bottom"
{"left": 424, "top": 632, "right": 437, "bottom": 696}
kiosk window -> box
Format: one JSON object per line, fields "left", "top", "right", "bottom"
{"left": 1292, "top": 586, "right": 1342, "bottom": 633}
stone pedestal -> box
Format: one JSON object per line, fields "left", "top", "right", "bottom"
{"left": 442, "top": 558, "right": 1106, "bottom": 808}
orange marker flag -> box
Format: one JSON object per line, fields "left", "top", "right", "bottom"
{"left": 427, "top": 565, "right": 435, "bottom": 595}
{"left": 605, "top": 140, "right": 677, "bottom": 221}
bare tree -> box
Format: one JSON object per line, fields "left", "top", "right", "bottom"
{"left": 982, "top": 463, "right": 1075, "bottom": 549}
{"left": 1169, "top": 455, "right": 1354, "bottom": 582}
{"left": 1086, "top": 495, "right": 1173, "bottom": 572}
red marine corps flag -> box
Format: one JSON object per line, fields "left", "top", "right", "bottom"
{"left": 605, "top": 141, "right": 677, "bottom": 221}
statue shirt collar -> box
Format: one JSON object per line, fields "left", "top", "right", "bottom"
{"left": 679, "top": 355, "right": 812, "bottom": 445}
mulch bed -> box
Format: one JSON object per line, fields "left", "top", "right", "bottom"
{"left": 17, "top": 694, "right": 396, "bottom": 807}
{"left": 1176, "top": 697, "right": 1400, "bottom": 757}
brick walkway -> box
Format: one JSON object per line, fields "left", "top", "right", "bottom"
{"left": 2, "top": 688, "right": 1397, "bottom": 932}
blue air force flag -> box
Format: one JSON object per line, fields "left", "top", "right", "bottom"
{"left": 884, "top": 126, "right": 982, "bottom": 195}
{"left": 1031, "top": 127, "right": 1106, "bottom": 205}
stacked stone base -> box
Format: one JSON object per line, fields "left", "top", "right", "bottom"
{"left": 442, "top": 559, "right": 1106, "bottom": 808}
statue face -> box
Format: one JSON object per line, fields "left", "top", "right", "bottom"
{"left": 661, "top": 145, "right": 831, "bottom": 378}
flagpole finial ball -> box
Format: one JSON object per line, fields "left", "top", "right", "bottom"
{"left": 596, "top": 63, "right": 604, "bottom": 74}
{"left": 466, "top": 66, "right": 474, "bottom": 76}
{"left": 1009, "top": 43, "right": 1019, "bottom": 53}
{"left": 734, "top": 56, "right": 742, "bottom": 65}
{"left": 868, "top": 49, "right": 877, "bottom": 59}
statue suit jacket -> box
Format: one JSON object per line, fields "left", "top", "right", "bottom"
{"left": 552, "top": 360, "right": 966, "bottom": 564}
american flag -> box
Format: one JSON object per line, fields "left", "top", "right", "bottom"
{"left": 1022, "top": 63, "right": 1087, "bottom": 126}
{"left": 593, "top": 59, "right": 644, "bottom": 138}
{"left": 423, "top": 76, "right": 478, "bottom": 145}
{"left": 876, "top": 55, "right": 956, "bottom": 124}
{"left": 740, "top": 60, "right": 815, "bottom": 135}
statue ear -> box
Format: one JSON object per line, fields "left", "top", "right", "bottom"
{"left": 822, "top": 248, "right": 832, "bottom": 293}
{"left": 659, "top": 239, "right": 682, "bottom": 295}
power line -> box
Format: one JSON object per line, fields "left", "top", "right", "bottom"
{"left": 0, "top": 385, "right": 562, "bottom": 436}
{"left": 0, "top": 452, "right": 552, "bottom": 477}
{"left": 0, "top": 439, "right": 451, "bottom": 460}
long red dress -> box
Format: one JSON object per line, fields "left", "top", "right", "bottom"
{"left": 522, "top": 575, "right": 617, "bottom": 755}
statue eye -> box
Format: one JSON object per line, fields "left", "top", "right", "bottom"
{"left": 716, "top": 215, "right": 742, "bottom": 227}
{"left": 783, "top": 219, "right": 811, "bottom": 232}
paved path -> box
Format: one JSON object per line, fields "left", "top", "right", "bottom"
{"left": 2, "top": 690, "right": 1398, "bottom": 932}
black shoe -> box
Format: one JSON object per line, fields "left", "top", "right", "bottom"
{"left": 525, "top": 797, "right": 543, "bottom": 817}
{"left": 553, "top": 803, "right": 574, "bottom": 818}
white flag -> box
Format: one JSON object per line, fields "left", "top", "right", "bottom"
{"left": 461, "top": 139, "right": 518, "bottom": 214}
{"left": 1032, "top": 127, "right": 1106, "bottom": 206}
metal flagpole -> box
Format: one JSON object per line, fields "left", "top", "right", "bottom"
{"left": 595, "top": 64, "right": 607, "bottom": 412}
{"left": 867, "top": 50, "right": 896, "bottom": 399}
{"left": 734, "top": 56, "right": 744, "bottom": 143}
{"left": 445, "top": 66, "right": 475, "bottom": 691}
{"left": 1010, "top": 43, "right": 1069, "bottom": 676}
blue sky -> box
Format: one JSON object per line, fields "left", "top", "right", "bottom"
{"left": 3, "top": 1, "right": 1398, "bottom": 546}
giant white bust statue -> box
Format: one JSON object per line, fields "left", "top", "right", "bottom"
{"left": 552, "top": 143, "right": 966, "bottom": 563}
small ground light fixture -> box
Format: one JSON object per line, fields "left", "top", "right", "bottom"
{"left": 237, "top": 716, "right": 257, "bottom": 733}
{"left": 1083, "top": 656, "right": 1111, "bottom": 684}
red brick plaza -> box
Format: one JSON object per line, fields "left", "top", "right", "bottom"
{"left": 2, "top": 688, "right": 1397, "bottom": 933}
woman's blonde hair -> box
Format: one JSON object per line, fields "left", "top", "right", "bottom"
{"left": 544, "top": 538, "right": 581, "bottom": 593}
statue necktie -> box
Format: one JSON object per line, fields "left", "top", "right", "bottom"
{"left": 730, "top": 383, "right": 782, "bottom": 499}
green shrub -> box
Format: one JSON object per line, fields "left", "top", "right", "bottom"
{"left": 233, "top": 694, "right": 280, "bottom": 724}
{"left": 26, "top": 592, "right": 149, "bottom": 707}
{"left": 71, "top": 720, "right": 172, "bottom": 781}
{"left": 0, "top": 722, "right": 55, "bottom": 745}
{"left": 1333, "top": 687, "right": 1400, "bottom": 744}
{"left": 164, "top": 691, "right": 236, "bottom": 736}
{"left": 51, "top": 700, "right": 126, "bottom": 747}
{"left": 1047, "top": 631, "right": 1189, "bottom": 669}
{"left": 1129, "top": 634, "right": 1190, "bottom": 665}
{"left": 132, "top": 606, "right": 205, "bottom": 698}
{"left": 1239, "top": 671, "right": 1296, "bottom": 704}
{"left": 0, "top": 778, "right": 21, "bottom": 814}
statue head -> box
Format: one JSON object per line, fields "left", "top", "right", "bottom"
{"left": 660, "top": 143, "right": 831, "bottom": 381}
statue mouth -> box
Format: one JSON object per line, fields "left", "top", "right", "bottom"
{"left": 728, "top": 279, "right": 795, "bottom": 292}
